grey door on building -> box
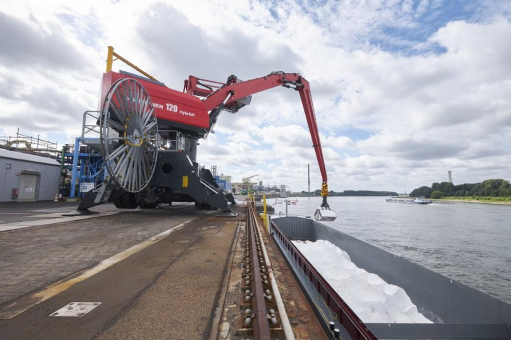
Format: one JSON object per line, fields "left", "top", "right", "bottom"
{"left": 19, "top": 174, "right": 38, "bottom": 200}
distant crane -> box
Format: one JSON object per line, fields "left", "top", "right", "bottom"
{"left": 242, "top": 174, "right": 258, "bottom": 183}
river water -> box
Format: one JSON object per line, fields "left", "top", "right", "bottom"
{"left": 269, "top": 196, "right": 511, "bottom": 304}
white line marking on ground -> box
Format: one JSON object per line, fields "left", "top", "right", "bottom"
{"left": 0, "top": 213, "right": 40, "bottom": 215}
{"left": 50, "top": 302, "right": 102, "bottom": 317}
{"left": 0, "top": 218, "right": 195, "bottom": 319}
{"left": 0, "top": 212, "right": 121, "bottom": 233}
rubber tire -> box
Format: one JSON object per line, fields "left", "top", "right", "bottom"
{"left": 114, "top": 198, "right": 125, "bottom": 209}
{"left": 139, "top": 201, "right": 157, "bottom": 209}
{"left": 121, "top": 193, "right": 138, "bottom": 209}
{"left": 195, "top": 202, "right": 204, "bottom": 210}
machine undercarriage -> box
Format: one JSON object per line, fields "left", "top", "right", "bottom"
{"left": 69, "top": 124, "right": 237, "bottom": 216}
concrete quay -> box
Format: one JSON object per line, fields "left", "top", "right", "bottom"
{"left": 0, "top": 201, "right": 324, "bottom": 340}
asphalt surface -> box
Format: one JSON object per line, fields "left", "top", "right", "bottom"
{"left": 0, "top": 203, "right": 198, "bottom": 305}
{"left": 0, "top": 201, "right": 81, "bottom": 213}
{"left": 0, "top": 201, "right": 113, "bottom": 224}
{"left": 0, "top": 202, "right": 243, "bottom": 340}
{"left": 97, "top": 217, "right": 239, "bottom": 340}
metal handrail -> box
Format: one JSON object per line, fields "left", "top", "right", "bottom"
{"left": 157, "top": 130, "right": 190, "bottom": 152}
{"left": 270, "top": 220, "right": 378, "bottom": 340}
{"left": 81, "top": 114, "right": 191, "bottom": 154}
{"left": 82, "top": 110, "right": 102, "bottom": 140}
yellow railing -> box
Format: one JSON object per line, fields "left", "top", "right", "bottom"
{"left": 249, "top": 193, "right": 269, "bottom": 232}
{"left": 105, "top": 46, "right": 158, "bottom": 82}
{"left": 262, "top": 194, "right": 268, "bottom": 232}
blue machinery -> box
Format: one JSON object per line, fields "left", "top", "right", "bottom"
{"left": 213, "top": 175, "right": 231, "bottom": 191}
{"left": 58, "top": 137, "right": 104, "bottom": 198}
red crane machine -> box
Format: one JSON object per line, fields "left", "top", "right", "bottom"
{"left": 72, "top": 47, "right": 336, "bottom": 221}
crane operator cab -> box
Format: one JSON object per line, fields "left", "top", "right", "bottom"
{"left": 314, "top": 182, "right": 337, "bottom": 222}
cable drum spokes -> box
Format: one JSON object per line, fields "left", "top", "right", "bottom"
{"left": 99, "top": 78, "right": 159, "bottom": 193}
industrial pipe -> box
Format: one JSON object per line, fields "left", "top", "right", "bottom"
{"left": 59, "top": 146, "right": 66, "bottom": 198}
{"left": 70, "top": 137, "right": 81, "bottom": 199}
{"left": 0, "top": 147, "right": 61, "bottom": 153}
{"left": 253, "top": 207, "right": 295, "bottom": 340}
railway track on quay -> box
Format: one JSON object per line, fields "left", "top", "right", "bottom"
{"left": 242, "top": 203, "right": 276, "bottom": 339}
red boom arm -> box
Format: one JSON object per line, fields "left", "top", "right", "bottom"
{"left": 185, "top": 72, "right": 328, "bottom": 186}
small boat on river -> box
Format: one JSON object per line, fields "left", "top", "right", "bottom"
{"left": 386, "top": 196, "right": 433, "bottom": 204}
{"left": 386, "top": 197, "right": 414, "bottom": 203}
{"left": 413, "top": 196, "right": 433, "bottom": 204}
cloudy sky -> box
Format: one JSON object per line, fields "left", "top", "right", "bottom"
{"left": 1, "top": 0, "right": 510, "bottom": 192}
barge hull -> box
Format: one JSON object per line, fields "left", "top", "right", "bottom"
{"left": 272, "top": 217, "right": 511, "bottom": 339}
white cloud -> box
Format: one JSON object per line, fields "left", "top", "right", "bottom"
{"left": 0, "top": 0, "right": 510, "bottom": 193}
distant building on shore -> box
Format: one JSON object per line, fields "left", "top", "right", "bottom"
{"left": 210, "top": 166, "right": 232, "bottom": 191}
{"left": 448, "top": 171, "right": 453, "bottom": 183}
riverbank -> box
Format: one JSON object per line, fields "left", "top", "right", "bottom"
{"left": 432, "top": 198, "right": 511, "bottom": 205}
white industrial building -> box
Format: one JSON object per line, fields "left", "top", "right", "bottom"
{"left": 0, "top": 149, "right": 61, "bottom": 202}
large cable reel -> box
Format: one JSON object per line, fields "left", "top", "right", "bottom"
{"left": 99, "top": 78, "right": 159, "bottom": 193}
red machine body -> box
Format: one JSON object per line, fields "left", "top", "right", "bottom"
{"left": 100, "top": 71, "right": 210, "bottom": 131}
{"left": 100, "top": 70, "right": 329, "bottom": 192}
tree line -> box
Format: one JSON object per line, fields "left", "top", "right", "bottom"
{"left": 410, "top": 179, "right": 511, "bottom": 198}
